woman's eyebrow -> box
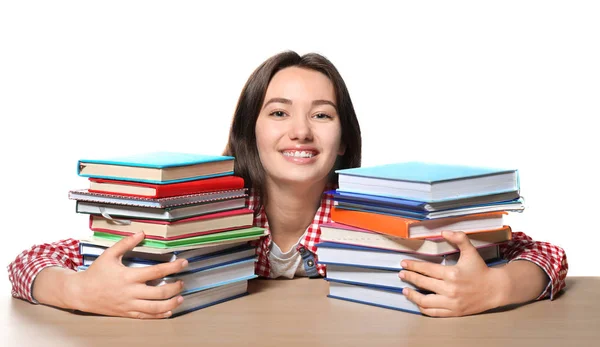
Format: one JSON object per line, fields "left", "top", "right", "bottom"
{"left": 262, "top": 97, "right": 337, "bottom": 111}
{"left": 312, "top": 99, "right": 337, "bottom": 111}
{"left": 263, "top": 97, "right": 291, "bottom": 109}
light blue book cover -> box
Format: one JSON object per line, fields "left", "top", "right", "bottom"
{"left": 77, "top": 152, "right": 235, "bottom": 184}
{"left": 78, "top": 152, "right": 233, "bottom": 169}
{"left": 336, "top": 162, "right": 517, "bottom": 183}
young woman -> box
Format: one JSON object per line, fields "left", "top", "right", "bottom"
{"left": 8, "top": 51, "right": 568, "bottom": 319}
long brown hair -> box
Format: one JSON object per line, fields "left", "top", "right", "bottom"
{"left": 223, "top": 51, "right": 362, "bottom": 203}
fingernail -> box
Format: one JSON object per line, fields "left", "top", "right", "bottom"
{"left": 399, "top": 271, "right": 405, "bottom": 279}
{"left": 402, "top": 288, "right": 408, "bottom": 295}
{"left": 179, "top": 281, "right": 184, "bottom": 288}
{"left": 401, "top": 261, "right": 407, "bottom": 268}
{"left": 164, "top": 311, "right": 172, "bottom": 317}
{"left": 181, "top": 260, "right": 188, "bottom": 268}
{"left": 177, "top": 296, "right": 184, "bottom": 303}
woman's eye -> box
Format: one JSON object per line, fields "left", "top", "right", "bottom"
{"left": 314, "top": 113, "right": 332, "bottom": 119}
{"left": 269, "top": 111, "right": 286, "bottom": 117}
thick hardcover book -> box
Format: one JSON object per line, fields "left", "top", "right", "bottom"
{"left": 91, "top": 226, "right": 267, "bottom": 249}
{"left": 319, "top": 222, "right": 512, "bottom": 256}
{"left": 88, "top": 175, "right": 245, "bottom": 198}
{"left": 325, "top": 259, "right": 508, "bottom": 292}
{"left": 171, "top": 279, "right": 251, "bottom": 318}
{"left": 330, "top": 208, "right": 506, "bottom": 239}
{"left": 336, "top": 162, "right": 519, "bottom": 202}
{"left": 82, "top": 243, "right": 257, "bottom": 273}
{"left": 316, "top": 242, "right": 500, "bottom": 271}
{"left": 146, "top": 258, "right": 257, "bottom": 294}
{"left": 89, "top": 208, "right": 254, "bottom": 240}
{"left": 69, "top": 189, "right": 247, "bottom": 208}
{"left": 77, "top": 152, "right": 235, "bottom": 184}
{"left": 326, "top": 280, "right": 421, "bottom": 315}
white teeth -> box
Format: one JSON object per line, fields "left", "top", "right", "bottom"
{"left": 283, "top": 151, "right": 315, "bottom": 158}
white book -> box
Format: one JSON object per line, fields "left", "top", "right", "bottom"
{"left": 76, "top": 198, "right": 246, "bottom": 221}
{"left": 319, "top": 223, "right": 512, "bottom": 256}
{"left": 317, "top": 243, "right": 500, "bottom": 271}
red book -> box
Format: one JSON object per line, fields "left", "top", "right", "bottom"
{"left": 88, "top": 176, "right": 245, "bottom": 198}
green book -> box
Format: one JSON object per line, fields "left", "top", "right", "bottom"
{"left": 93, "top": 227, "right": 266, "bottom": 248}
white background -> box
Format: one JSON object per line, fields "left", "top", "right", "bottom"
{"left": 1, "top": 0, "right": 598, "bottom": 297}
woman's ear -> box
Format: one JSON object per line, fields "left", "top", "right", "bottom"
{"left": 337, "top": 143, "right": 346, "bottom": 156}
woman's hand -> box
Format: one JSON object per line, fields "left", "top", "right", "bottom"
{"left": 66, "top": 232, "right": 188, "bottom": 319}
{"left": 399, "top": 231, "right": 507, "bottom": 317}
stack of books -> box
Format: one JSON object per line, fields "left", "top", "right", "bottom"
{"left": 318, "top": 162, "right": 524, "bottom": 314}
{"left": 69, "top": 152, "right": 266, "bottom": 317}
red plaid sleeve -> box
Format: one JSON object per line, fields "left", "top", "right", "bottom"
{"left": 7, "top": 238, "right": 83, "bottom": 303}
{"left": 500, "top": 231, "right": 568, "bottom": 300}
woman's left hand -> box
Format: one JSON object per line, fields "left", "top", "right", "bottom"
{"left": 399, "top": 231, "right": 506, "bottom": 317}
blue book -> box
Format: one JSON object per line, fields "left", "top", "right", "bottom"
{"left": 325, "top": 260, "right": 508, "bottom": 292}
{"left": 334, "top": 197, "right": 524, "bottom": 220}
{"left": 336, "top": 162, "right": 519, "bottom": 202}
{"left": 170, "top": 279, "right": 251, "bottom": 318}
{"left": 77, "top": 152, "right": 235, "bottom": 184}
{"left": 328, "top": 190, "right": 521, "bottom": 212}
{"left": 326, "top": 279, "right": 421, "bottom": 315}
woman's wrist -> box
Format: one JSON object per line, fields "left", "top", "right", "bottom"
{"left": 488, "top": 267, "right": 513, "bottom": 310}
{"left": 33, "top": 267, "right": 84, "bottom": 311}
{"left": 61, "top": 269, "right": 85, "bottom": 311}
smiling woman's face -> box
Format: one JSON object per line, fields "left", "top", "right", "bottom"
{"left": 255, "top": 66, "right": 346, "bottom": 187}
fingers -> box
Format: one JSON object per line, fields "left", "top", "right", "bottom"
{"left": 401, "top": 260, "right": 446, "bottom": 280}
{"left": 134, "top": 259, "right": 189, "bottom": 282}
{"left": 399, "top": 270, "right": 445, "bottom": 294}
{"left": 103, "top": 232, "right": 145, "bottom": 258}
{"left": 131, "top": 295, "right": 184, "bottom": 316}
{"left": 442, "top": 231, "right": 476, "bottom": 254}
{"left": 136, "top": 281, "right": 184, "bottom": 300}
{"left": 402, "top": 288, "right": 453, "bottom": 317}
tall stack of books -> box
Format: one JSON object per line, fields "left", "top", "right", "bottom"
{"left": 318, "top": 162, "right": 524, "bottom": 314}
{"left": 68, "top": 152, "right": 266, "bottom": 317}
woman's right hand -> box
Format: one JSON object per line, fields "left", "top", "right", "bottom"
{"left": 66, "top": 232, "right": 188, "bottom": 319}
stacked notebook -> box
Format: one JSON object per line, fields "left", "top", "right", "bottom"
{"left": 319, "top": 162, "right": 523, "bottom": 314}
{"left": 69, "top": 152, "right": 266, "bottom": 317}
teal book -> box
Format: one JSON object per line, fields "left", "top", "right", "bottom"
{"left": 77, "top": 152, "right": 235, "bottom": 184}
{"left": 336, "top": 162, "right": 519, "bottom": 202}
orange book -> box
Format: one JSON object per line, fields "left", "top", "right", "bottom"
{"left": 330, "top": 208, "right": 507, "bottom": 239}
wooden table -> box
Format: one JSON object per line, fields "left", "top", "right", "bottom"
{"left": 3, "top": 277, "right": 599, "bottom": 347}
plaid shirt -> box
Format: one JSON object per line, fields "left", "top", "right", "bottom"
{"left": 7, "top": 189, "right": 568, "bottom": 303}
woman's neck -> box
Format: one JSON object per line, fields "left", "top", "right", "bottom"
{"left": 263, "top": 178, "right": 327, "bottom": 253}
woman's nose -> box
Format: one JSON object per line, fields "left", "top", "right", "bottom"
{"left": 288, "top": 114, "right": 313, "bottom": 141}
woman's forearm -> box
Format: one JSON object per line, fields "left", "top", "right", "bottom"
{"left": 32, "top": 267, "right": 82, "bottom": 310}
{"left": 496, "top": 260, "right": 549, "bottom": 306}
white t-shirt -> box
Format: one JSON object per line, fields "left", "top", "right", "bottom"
{"left": 268, "top": 231, "right": 309, "bottom": 279}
